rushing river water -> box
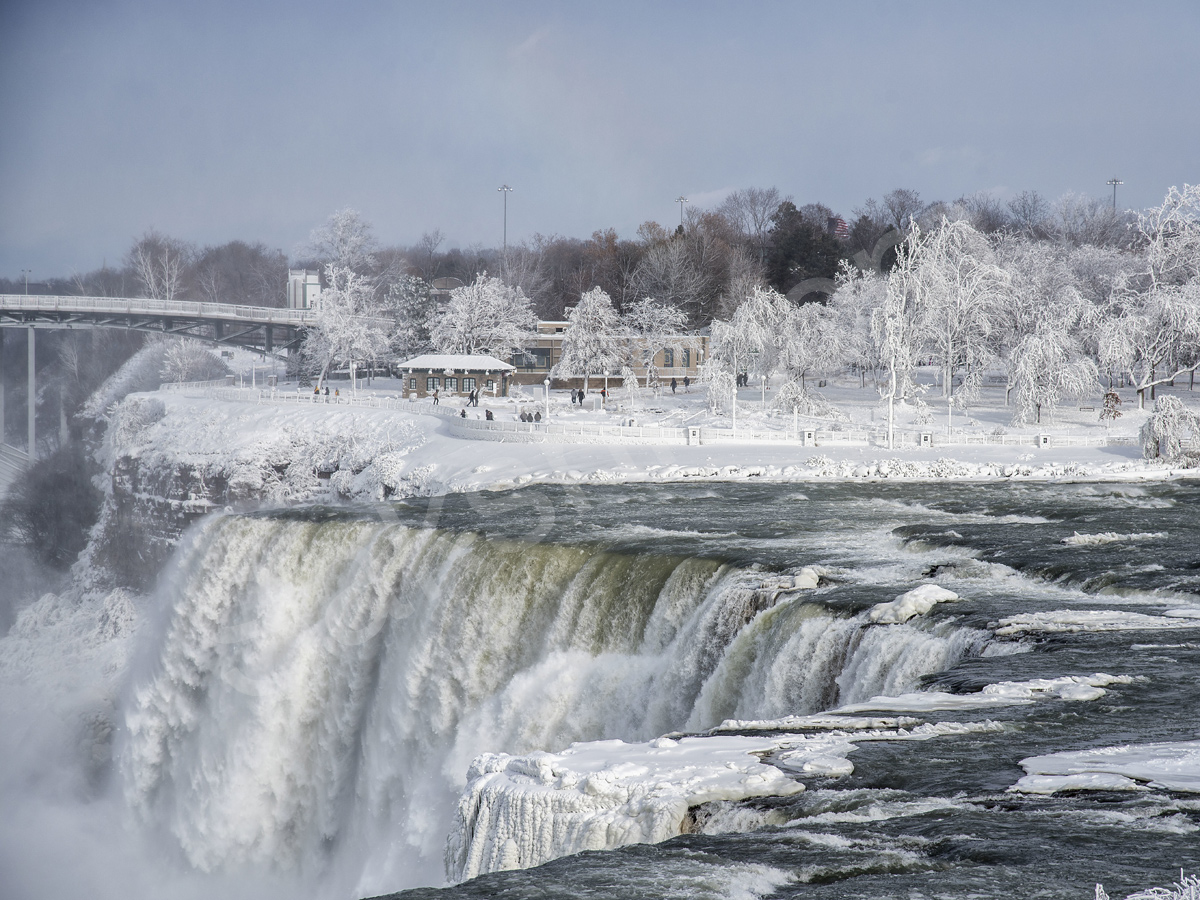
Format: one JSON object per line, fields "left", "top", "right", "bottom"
{"left": 74, "top": 481, "right": 1200, "bottom": 898}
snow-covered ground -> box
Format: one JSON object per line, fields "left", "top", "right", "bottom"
{"left": 141, "top": 369, "right": 1200, "bottom": 496}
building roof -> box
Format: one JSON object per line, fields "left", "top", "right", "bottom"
{"left": 397, "top": 353, "right": 515, "bottom": 372}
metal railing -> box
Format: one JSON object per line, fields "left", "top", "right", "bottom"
{"left": 0, "top": 294, "right": 317, "bottom": 326}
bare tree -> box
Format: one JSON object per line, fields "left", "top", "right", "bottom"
{"left": 719, "top": 187, "right": 782, "bottom": 262}
{"left": 126, "top": 230, "right": 194, "bottom": 301}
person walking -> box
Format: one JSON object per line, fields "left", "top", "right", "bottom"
{"left": 684, "top": 375, "right": 690, "bottom": 392}
{"left": 670, "top": 377, "right": 677, "bottom": 394}
{"left": 432, "top": 388, "right": 439, "bottom": 405}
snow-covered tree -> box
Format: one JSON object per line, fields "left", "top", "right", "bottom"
{"left": 1138, "top": 183, "right": 1200, "bottom": 288}
{"left": 1008, "top": 327, "right": 1097, "bottom": 425}
{"left": 159, "top": 338, "right": 228, "bottom": 384}
{"left": 624, "top": 297, "right": 689, "bottom": 379}
{"left": 428, "top": 273, "right": 535, "bottom": 358}
{"left": 304, "top": 208, "right": 378, "bottom": 273}
{"left": 872, "top": 252, "right": 924, "bottom": 448}
{"left": 909, "top": 219, "right": 1009, "bottom": 425}
{"left": 383, "top": 274, "right": 437, "bottom": 358}
{"left": 775, "top": 300, "right": 842, "bottom": 414}
{"left": 1098, "top": 279, "right": 1200, "bottom": 408}
{"left": 304, "top": 264, "right": 391, "bottom": 389}
{"left": 1141, "top": 395, "right": 1200, "bottom": 459}
{"left": 552, "top": 287, "right": 625, "bottom": 394}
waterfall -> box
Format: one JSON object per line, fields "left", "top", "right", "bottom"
{"left": 122, "top": 512, "right": 985, "bottom": 894}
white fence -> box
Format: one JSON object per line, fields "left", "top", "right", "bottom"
{"left": 163, "top": 383, "right": 1150, "bottom": 450}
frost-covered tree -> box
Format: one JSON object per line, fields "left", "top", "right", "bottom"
{"left": 428, "top": 273, "right": 535, "bottom": 358}
{"left": 1139, "top": 183, "right": 1200, "bottom": 288}
{"left": 1008, "top": 327, "right": 1097, "bottom": 425}
{"left": 1099, "top": 280, "right": 1200, "bottom": 408}
{"left": 909, "top": 219, "right": 1009, "bottom": 425}
{"left": 303, "top": 208, "right": 378, "bottom": 273}
{"left": 552, "top": 287, "right": 625, "bottom": 394}
{"left": 624, "top": 297, "right": 688, "bottom": 381}
{"left": 1140, "top": 395, "right": 1200, "bottom": 459}
{"left": 873, "top": 254, "right": 924, "bottom": 448}
{"left": 159, "top": 338, "right": 229, "bottom": 384}
{"left": 383, "top": 274, "right": 437, "bottom": 358}
{"left": 1097, "top": 186, "right": 1200, "bottom": 407}
{"left": 304, "top": 264, "right": 391, "bottom": 389}
{"left": 828, "top": 262, "right": 885, "bottom": 388}
{"left": 773, "top": 300, "right": 843, "bottom": 417}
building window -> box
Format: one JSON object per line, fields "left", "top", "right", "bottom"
{"left": 663, "top": 348, "right": 674, "bottom": 368}
{"left": 486, "top": 379, "right": 494, "bottom": 391}
{"left": 682, "top": 349, "right": 691, "bottom": 368}
{"left": 463, "top": 377, "right": 476, "bottom": 391}
{"left": 409, "top": 377, "right": 417, "bottom": 389}
{"left": 445, "top": 376, "right": 459, "bottom": 392}
{"left": 426, "top": 376, "right": 440, "bottom": 391}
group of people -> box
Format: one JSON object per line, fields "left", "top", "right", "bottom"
{"left": 735, "top": 372, "right": 750, "bottom": 387}
{"left": 569, "top": 388, "right": 608, "bottom": 405}
{"left": 312, "top": 385, "right": 340, "bottom": 402}
{"left": 518, "top": 409, "right": 542, "bottom": 422}
{"left": 668, "top": 376, "right": 691, "bottom": 394}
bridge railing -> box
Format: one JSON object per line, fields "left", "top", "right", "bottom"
{"left": 0, "top": 294, "right": 317, "bottom": 326}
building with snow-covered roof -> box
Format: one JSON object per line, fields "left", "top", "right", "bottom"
{"left": 394, "top": 353, "right": 515, "bottom": 398}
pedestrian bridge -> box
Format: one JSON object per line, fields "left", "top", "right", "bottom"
{"left": 0, "top": 294, "right": 316, "bottom": 353}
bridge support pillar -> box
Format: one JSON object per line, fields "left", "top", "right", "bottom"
{"left": 27, "top": 326, "right": 36, "bottom": 459}
{"left": 0, "top": 329, "right": 6, "bottom": 446}
{"left": 265, "top": 325, "right": 273, "bottom": 354}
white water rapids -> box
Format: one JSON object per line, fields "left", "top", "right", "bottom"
{"left": 118, "top": 512, "right": 985, "bottom": 895}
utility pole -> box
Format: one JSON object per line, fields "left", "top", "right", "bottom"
{"left": 1107, "top": 177, "right": 1123, "bottom": 211}
{"left": 498, "top": 185, "right": 513, "bottom": 255}
{"left": 675, "top": 196, "right": 688, "bottom": 231}
{"left": 21, "top": 269, "right": 30, "bottom": 295}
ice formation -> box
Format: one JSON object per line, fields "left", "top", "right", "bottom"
{"left": 868, "top": 583, "right": 960, "bottom": 624}
{"left": 1012, "top": 740, "right": 1200, "bottom": 794}
{"left": 444, "top": 734, "right": 807, "bottom": 881}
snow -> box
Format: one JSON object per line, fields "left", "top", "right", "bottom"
{"left": 1011, "top": 740, "right": 1200, "bottom": 795}
{"left": 396, "top": 353, "right": 514, "bottom": 372}
{"left": 1060, "top": 531, "right": 1168, "bottom": 545}
{"left": 868, "top": 583, "right": 960, "bottom": 624}
{"left": 995, "top": 610, "right": 1200, "bottom": 637}
{"left": 446, "top": 717, "right": 1006, "bottom": 881}
{"left": 830, "top": 673, "right": 1134, "bottom": 714}
{"left": 445, "top": 733, "right": 806, "bottom": 881}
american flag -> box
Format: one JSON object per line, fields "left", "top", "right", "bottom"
{"left": 828, "top": 217, "right": 850, "bottom": 240}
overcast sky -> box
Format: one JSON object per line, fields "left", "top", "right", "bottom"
{"left": 2, "top": 0, "right": 1197, "bottom": 279}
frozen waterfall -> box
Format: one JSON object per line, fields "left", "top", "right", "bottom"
{"left": 121, "top": 512, "right": 985, "bottom": 892}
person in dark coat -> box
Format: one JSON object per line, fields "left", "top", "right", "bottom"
{"left": 670, "top": 378, "right": 677, "bottom": 394}
{"left": 485, "top": 409, "right": 494, "bottom": 420}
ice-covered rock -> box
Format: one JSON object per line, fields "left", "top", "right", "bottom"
{"left": 869, "top": 584, "right": 960, "bottom": 624}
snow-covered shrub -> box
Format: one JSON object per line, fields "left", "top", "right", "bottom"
{"left": 159, "top": 338, "right": 229, "bottom": 384}
{"left": 1140, "top": 395, "right": 1200, "bottom": 459}
{"left": 1100, "top": 390, "right": 1122, "bottom": 420}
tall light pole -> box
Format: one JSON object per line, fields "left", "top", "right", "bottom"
{"left": 1107, "top": 177, "right": 1123, "bottom": 211}
{"left": 675, "top": 196, "right": 688, "bottom": 230}
{"left": 21, "top": 269, "right": 30, "bottom": 295}
{"left": 498, "top": 185, "right": 513, "bottom": 255}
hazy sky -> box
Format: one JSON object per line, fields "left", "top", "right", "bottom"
{"left": 2, "top": 0, "right": 1198, "bottom": 279}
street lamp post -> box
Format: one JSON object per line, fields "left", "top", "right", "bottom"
{"left": 1107, "top": 177, "right": 1123, "bottom": 211}
{"left": 675, "top": 196, "right": 688, "bottom": 230}
{"left": 21, "top": 270, "right": 30, "bottom": 295}
{"left": 498, "top": 185, "right": 513, "bottom": 255}
{"left": 543, "top": 377, "right": 550, "bottom": 422}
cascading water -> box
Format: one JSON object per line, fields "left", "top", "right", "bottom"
{"left": 121, "top": 510, "right": 985, "bottom": 895}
